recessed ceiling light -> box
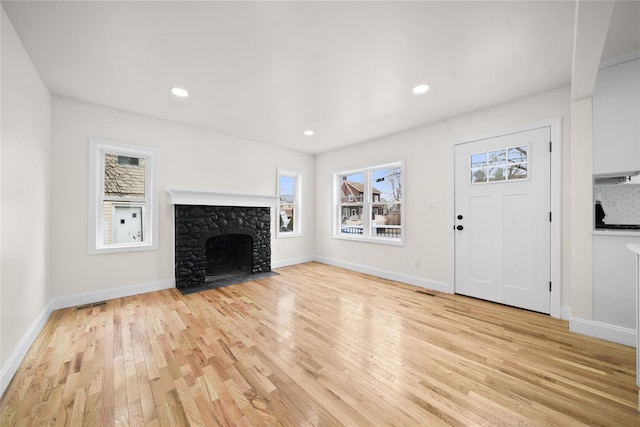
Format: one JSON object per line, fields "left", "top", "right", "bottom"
{"left": 303, "top": 130, "right": 314, "bottom": 136}
{"left": 171, "top": 87, "right": 189, "bottom": 97}
{"left": 412, "top": 84, "right": 430, "bottom": 95}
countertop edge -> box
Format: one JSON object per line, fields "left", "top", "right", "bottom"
{"left": 593, "top": 230, "right": 640, "bottom": 237}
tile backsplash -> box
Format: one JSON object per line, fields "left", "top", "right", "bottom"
{"left": 594, "top": 183, "right": 640, "bottom": 225}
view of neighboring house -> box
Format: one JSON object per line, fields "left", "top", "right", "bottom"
{"left": 340, "top": 179, "right": 401, "bottom": 237}
{"left": 103, "top": 154, "right": 146, "bottom": 244}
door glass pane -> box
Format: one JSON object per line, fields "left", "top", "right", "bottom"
{"left": 471, "top": 146, "right": 529, "bottom": 184}
{"left": 104, "top": 153, "right": 146, "bottom": 197}
{"left": 470, "top": 152, "right": 487, "bottom": 183}
{"left": 508, "top": 146, "right": 527, "bottom": 163}
{"left": 508, "top": 146, "right": 528, "bottom": 180}
{"left": 488, "top": 149, "right": 506, "bottom": 181}
{"left": 471, "top": 152, "right": 487, "bottom": 169}
{"left": 340, "top": 173, "right": 364, "bottom": 234}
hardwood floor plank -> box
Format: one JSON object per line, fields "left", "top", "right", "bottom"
{"left": 1, "top": 262, "right": 638, "bottom": 425}
{"left": 68, "top": 387, "right": 86, "bottom": 427}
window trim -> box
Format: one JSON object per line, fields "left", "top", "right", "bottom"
{"left": 276, "top": 168, "right": 303, "bottom": 238}
{"left": 88, "top": 138, "right": 158, "bottom": 254}
{"left": 332, "top": 161, "right": 404, "bottom": 246}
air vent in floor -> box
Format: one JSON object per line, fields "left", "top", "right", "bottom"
{"left": 74, "top": 301, "right": 107, "bottom": 311}
{"left": 415, "top": 289, "right": 437, "bottom": 297}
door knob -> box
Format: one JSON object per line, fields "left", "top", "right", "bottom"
{"left": 456, "top": 225, "right": 464, "bottom": 230}
{"left": 457, "top": 215, "right": 463, "bottom": 220}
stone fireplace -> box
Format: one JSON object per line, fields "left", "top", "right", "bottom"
{"left": 168, "top": 190, "right": 277, "bottom": 291}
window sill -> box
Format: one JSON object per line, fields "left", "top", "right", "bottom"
{"left": 89, "top": 242, "right": 158, "bottom": 255}
{"left": 331, "top": 234, "right": 404, "bottom": 246}
{"left": 276, "top": 232, "right": 303, "bottom": 239}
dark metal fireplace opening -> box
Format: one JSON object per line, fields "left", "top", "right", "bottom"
{"left": 205, "top": 234, "right": 252, "bottom": 282}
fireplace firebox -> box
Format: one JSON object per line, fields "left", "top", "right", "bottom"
{"left": 205, "top": 234, "right": 252, "bottom": 277}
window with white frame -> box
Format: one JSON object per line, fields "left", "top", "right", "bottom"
{"left": 470, "top": 145, "right": 528, "bottom": 184}
{"left": 334, "top": 161, "right": 403, "bottom": 243}
{"left": 88, "top": 138, "right": 157, "bottom": 253}
{"left": 277, "top": 169, "right": 302, "bottom": 236}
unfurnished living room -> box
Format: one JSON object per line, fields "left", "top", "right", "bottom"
{"left": 2, "top": 1, "right": 640, "bottom": 425}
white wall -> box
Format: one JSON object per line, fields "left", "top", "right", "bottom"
{"left": 50, "top": 97, "right": 315, "bottom": 299}
{"left": 0, "top": 7, "right": 52, "bottom": 367}
{"left": 316, "top": 87, "right": 572, "bottom": 303}
{"left": 569, "top": 97, "right": 594, "bottom": 320}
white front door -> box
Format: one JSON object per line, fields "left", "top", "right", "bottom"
{"left": 454, "top": 126, "right": 551, "bottom": 313}
{"left": 113, "top": 205, "right": 143, "bottom": 243}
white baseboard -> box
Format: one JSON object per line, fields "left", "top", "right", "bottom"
{"left": 1, "top": 302, "right": 53, "bottom": 397}
{"left": 561, "top": 306, "right": 572, "bottom": 321}
{"left": 315, "top": 256, "right": 451, "bottom": 294}
{"left": 569, "top": 317, "right": 636, "bottom": 347}
{"left": 271, "top": 255, "right": 316, "bottom": 269}
{"left": 50, "top": 278, "right": 175, "bottom": 310}
{"left": 1, "top": 278, "right": 175, "bottom": 397}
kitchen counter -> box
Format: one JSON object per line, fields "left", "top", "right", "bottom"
{"left": 593, "top": 230, "right": 640, "bottom": 237}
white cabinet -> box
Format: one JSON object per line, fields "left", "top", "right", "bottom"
{"left": 593, "top": 58, "right": 640, "bottom": 175}
{"left": 593, "top": 233, "right": 640, "bottom": 329}
{"left": 627, "top": 243, "right": 640, "bottom": 408}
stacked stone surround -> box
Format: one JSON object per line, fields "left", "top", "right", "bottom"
{"left": 174, "top": 205, "right": 271, "bottom": 289}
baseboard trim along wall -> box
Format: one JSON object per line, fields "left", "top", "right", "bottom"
{"left": 0, "top": 278, "right": 174, "bottom": 397}
{"left": 560, "top": 306, "right": 572, "bottom": 321}
{"left": 569, "top": 317, "right": 636, "bottom": 347}
{"left": 0, "top": 303, "right": 53, "bottom": 397}
{"left": 314, "top": 256, "right": 452, "bottom": 294}
{"left": 271, "top": 255, "right": 316, "bottom": 269}
{"left": 50, "top": 278, "right": 175, "bottom": 311}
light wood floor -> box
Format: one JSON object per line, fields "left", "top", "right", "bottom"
{"left": 1, "top": 262, "right": 638, "bottom": 426}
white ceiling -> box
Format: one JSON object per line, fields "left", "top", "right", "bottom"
{"left": 2, "top": 1, "right": 639, "bottom": 154}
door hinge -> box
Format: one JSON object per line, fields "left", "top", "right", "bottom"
{"left": 549, "top": 211, "right": 552, "bottom": 222}
{"left": 549, "top": 141, "right": 552, "bottom": 152}
{"left": 549, "top": 281, "right": 552, "bottom": 292}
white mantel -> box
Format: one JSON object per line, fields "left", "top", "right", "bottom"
{"left": 166, "top": 188, "right": 278, "bottom": 207}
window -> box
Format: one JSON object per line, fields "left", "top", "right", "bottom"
{"left": 88, "top": 138, "right": 157, "bottom": 253}
{"left": 277, "top": 169, "right": 302, "bottom": 237}
{"left": 334, "top": 161, "right": 403, "bottom": 244}
{"left": 471, "top": 145, "right": 528, "bottom": 184}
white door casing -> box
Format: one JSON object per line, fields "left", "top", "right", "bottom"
{"left": 454, "top": 126, "right": 552, "bottom": 313}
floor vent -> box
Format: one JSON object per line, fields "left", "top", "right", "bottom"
{"left": 74, "top": 301, "right": 107, "bottom": 311}
{"left": 415, "top": 289, "right": 437, "bottom": 297}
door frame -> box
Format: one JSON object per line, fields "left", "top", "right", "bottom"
{"left": 448, "top": 117, "right": 563, "bottom": 318}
